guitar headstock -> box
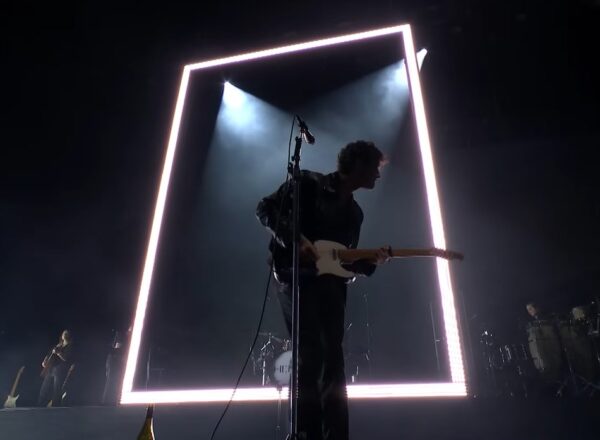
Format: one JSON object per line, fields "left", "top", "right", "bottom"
{"left": 432, "top": 248, "right": 464, "bottom": 261}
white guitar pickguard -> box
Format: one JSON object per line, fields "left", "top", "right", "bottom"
{"left": 314, "top": 240, "right": 356, "bottom": 278}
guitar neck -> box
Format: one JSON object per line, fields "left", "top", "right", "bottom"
{"left": 338, "top": 248, "right": 434, "bottom": 262}
{"left": 9, "top": 368, "right": 24, "bottom": 397}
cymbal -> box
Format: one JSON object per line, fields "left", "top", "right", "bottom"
{"left": 258, "top": 332, "right": 285, "bottom": 342}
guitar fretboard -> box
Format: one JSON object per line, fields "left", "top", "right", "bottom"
{"left": 337, "top": 248, "right": 433, "bottom": 262}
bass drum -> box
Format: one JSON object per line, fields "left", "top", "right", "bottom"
{"left": 526, "top": 320, "right": 563, "bottom": 382}
{"left": 273, "top": 350, "right": 292, "bottom": 386}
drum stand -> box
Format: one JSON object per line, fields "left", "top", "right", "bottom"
{"left": 555, "top": 363, "right": 600, "bottom": 397}
{"left": 346, "top": 293, "right": 374, "bottom": 384}
{"left": 554, "top": 319, "right": 600, "bottom": 397}
{"left": 581, "top": 315, "right": 600, "bottom": 396}
{"left": 259, "top": 335, "right": 276, "bottom": 386}
{"left": 554, "top": 353, "right": 578, "bottom": 397}
{"left": 255, "top": 333, "right": 286, "bottom": 386}
{"left": 590, "top": 309, "right": 600, "bottom": 368}
{"left": 363, "top": 292, "right": 373, "bottom": 378}
{"left": 479, "top": 329, "right": 500, "bottom": 396}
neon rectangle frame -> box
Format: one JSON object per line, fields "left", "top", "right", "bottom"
{"left": 121, "top": 23, "right": 467, "bottom": 404}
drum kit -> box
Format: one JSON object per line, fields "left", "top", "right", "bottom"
{"left": 251, "top": 332, "right": 292, "bottom": 387}
{"left": 250, "top": 324, "right": 371, "bottom": 387}
{"left": 480, "top": 299, "right": 600, "bottom": 397}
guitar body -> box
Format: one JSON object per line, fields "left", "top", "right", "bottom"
{"left": 3, "top": 394, "right": 19, "bottom": 409}
{"left": 314, "top": 240, "right": 356, "bottom": 278}
{"left": 3, "top": 366, "right": 25, "bottom": 409}
{"left": 272, "top": 239, "right": 359, "bottom": 282}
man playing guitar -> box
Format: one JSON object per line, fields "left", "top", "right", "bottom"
{"left": 38, "top": 329, "right": 73, "bottom": 407}
{"left": 256, "top": 140, "right": 462, "bottom": 440}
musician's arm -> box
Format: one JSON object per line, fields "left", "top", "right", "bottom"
{"left": 256, "top": 180, "right": 293, "bottom": 248}
{"left": 256, "top": 172, "right": 316, "bottom": 248}
{"left": 53, "top": 345, "right": 71, "bottom": 362}
{"left": 41, "top": 348, "right": 54, "bottom": 368}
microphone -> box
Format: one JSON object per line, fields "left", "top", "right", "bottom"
{"left": 295, "top": 115, "right": 316, "bottom": 144}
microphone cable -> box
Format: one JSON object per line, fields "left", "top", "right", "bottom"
{"left": 209, "top": 115, "right": 297, "bottom": 439}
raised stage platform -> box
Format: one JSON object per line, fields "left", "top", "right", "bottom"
{"left": 0, "top": 398, "right": 598, "bottom": 440}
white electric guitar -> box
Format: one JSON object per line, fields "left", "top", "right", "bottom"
{"left": 3, "top": 366, "right": 25, "bottom": 409}
{"left": 311, "top": 240, "right": 463, "bottom": 278}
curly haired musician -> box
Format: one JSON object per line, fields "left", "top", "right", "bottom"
{"left": 256, "top": 140, "right": 390, "bottom": 440}
{"left": 38, "top": 329, "right": 73, "bottom": 407}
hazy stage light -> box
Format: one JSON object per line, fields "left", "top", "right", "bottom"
{"left": 122, "top": 24, "right": 467, "bottom": 405}
{"left": 294, "top": 48, "right": 427, "bottom": 155}
{"left": 222, "top": 82, "right": 246, "bottom": 109}
{"left": 395, "top": 48, "right": 428, "bottom": 85}
{"left": 218, "top": 82, "right": 270, "bottom": 136}
{"left": 213, "top": 83, "right": 293, "bottom": 159}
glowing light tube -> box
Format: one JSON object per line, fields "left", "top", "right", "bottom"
{"left": 121, "top": 23, "right": 466, "bottom": 405}
{"left": 401, "top": 27, "right": 466, "bottom": 384}
{"left": 121, "top": 383, "right": 466, "bottom": 404}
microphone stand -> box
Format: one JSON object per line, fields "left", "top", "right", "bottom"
{"left": 287, "top": 130, "right": 305, "bottom": 440}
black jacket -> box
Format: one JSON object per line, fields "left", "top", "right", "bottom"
{"left": 256, "top": 170, "right": 376, "bottom": 280}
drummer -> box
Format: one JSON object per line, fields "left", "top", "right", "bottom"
{"left": 525, "top": 302, "right": 543, "bottom": 321}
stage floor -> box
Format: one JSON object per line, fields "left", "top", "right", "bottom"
{"left": 0, "top": 398, "right": 598, "bottom": 440}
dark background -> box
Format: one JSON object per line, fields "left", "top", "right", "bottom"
{"left": 2, "top": 0, "right": 599, "bottom": 405}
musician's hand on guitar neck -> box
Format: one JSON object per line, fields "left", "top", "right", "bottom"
{"left": 300, "top": 235, "right": 319, "bottom": 262}
{"left": 374, "top": 246, "right": 392, "bottom": 265}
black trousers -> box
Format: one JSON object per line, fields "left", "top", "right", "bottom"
{"left": 102, "top": 354, "right": 125, "bottom": 405}
{"left": 278, "top": 275, "right": 349, "bottom": 440}
{"left": 38, "top": 366, "right": 67, "bottom": 407}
